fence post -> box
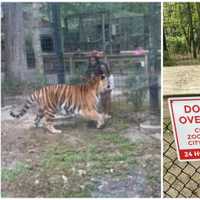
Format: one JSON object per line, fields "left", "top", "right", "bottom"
{"left": 51, "top": 3, "right": 66, "bottom": 83}
{"left": 147, "top": 4, "right": 160, "bottom": 115}
{"left": 102, "top": 13, "right": 106, "bottom": 51}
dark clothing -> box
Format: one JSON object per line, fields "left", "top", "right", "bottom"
{"left": 86, "top": 61, "right": 110, "bottom": 78}
{"left": 86, "top": 60, "right": 112, "bottom": 114}
{"left": 100, "top": 89, "right": 112, "bottom": 114}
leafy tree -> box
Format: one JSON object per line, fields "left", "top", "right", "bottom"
{"left": 164, "top": 3, "right": 200, "bottom": 61}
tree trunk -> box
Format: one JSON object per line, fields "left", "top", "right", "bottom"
{"left": 163, "top": 28, "right": 167, "bottom": 51}
{"left": 178, "top": 4, "right": 191, "bottom": 54}
{"left": 187, "top": 3, "right": 197, "bottom": 59}
{"left": 196, "top": 3, "right": 200, "bottom": 54}
{"left": 4, "top": 3, "right": 27, "bottom": 81}
{"left": 32, "top": 3, "right": 44, "bottom": 76}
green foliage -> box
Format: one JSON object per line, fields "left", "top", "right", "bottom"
{"left": 125, "top": 68, "right": 148, "bottom": 111}
{"left": 1, "top": 162, "right": 31, "bottom": 182}
{"left": 164, "top": 2, "right": 200, "bottom": 62}
{"left": 42, "top": 131, "right": 138, "bottom": 177}
{"left": 2, "top": 80, "right": 23, "bottom": 96}
{"left": 167, "top": 36, "right": 187, "bottom": 54}
{"left": 2, "top": 74, "right": 48, "bottom": 96}
{"left": 164, "top": 51, "right": 176, "bottom": 66}
{"left": 1, "top": 192, "right": 7, "bottom": 197}
{"left": 60, "top": 3, "right": 150, "bottom": 18}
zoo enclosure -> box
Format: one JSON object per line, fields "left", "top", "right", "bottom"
{"left": 1, "top": 3, "right": 161, "bottom": 113}
{"left": 41, "top": 50, "right": 160, "bottom": 110}
{"left": 164, "top": 121, "right": 200, "bottom": 198}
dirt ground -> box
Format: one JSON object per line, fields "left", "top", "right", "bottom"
{"left": 164, "top": 65, "right": 200, "bottom": 96}
{"left": 1, "top": 97, "right": 161, "bottom": 197}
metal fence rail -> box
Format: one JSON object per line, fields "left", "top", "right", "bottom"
{"left": 163, "top": 121, "right": 200, "bottom": 198}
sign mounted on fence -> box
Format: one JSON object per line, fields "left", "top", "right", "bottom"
{"left": 168, "top": 97, "right": 200, "bottom": 161}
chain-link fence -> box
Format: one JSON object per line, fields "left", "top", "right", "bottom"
{"left": 2, "top": 56, "right": 151, "bottom": 112}
{"left": 164, "top": 121, "right": 200, "bottom": 198}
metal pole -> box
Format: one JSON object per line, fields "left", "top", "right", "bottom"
{"left": 102, "top": 13, "right": 106, "bottom": 51}
{"left": 108, "top": 12, "right": 112, "bottom": 54}
{"left": 148, "top": 4, "right": 160, "bottom": 115}
{"left": 51, "top": 3, "right": 65, "bottom": 83}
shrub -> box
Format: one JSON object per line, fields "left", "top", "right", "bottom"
{"left": 125, "top": 67, "right": 148, "bottom": 111}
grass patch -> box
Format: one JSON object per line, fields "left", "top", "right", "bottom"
{"left": 42, "top": 148, "right": 86, "bottom": 169}
{"left": 95, "top": 132, "right": 129, "bottom": 144}
{"left": 42, "top": 131, "right": 138, "bottom": 179}
{"left": 62, "top": 189, "right": 92, "bottom": 198}
{"left": 1, "top": 162, "right": 31, "bottom": 182}
{"left": 1, "top": 192, "right": 7, "bottom": 197}
{"left": 48, "top": 187, "right": 92, "bottom": 198}
{"left": 112, "top": 119, "right": 129, "bottom": 131}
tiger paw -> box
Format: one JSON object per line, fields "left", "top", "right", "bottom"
{"left": 97, "top": 122, "right": 104, "bottom": 129}
{"left": 52, "top": 129, "right": 62, "bottom": 134}
{"left": 104, "top": 114, "right": 111, "bottom": 119}
{"left": 46, "top": 125, "right": 62, "bottom": 134}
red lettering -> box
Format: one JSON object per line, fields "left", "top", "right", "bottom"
{"left": 179, "top": 115, "right": 200, "bottom": 124}
{"left": 184, "top": 105, "right": 191, "bottom": 113}
{"left": 184, "top": 105, "right": 200, "bottom": 113}
{"left": 179, "top": 116, "right": 187, "bottom": 124}
{"left": 195, "top": 128, "right": 200, "bottom": 133}
{"left": 193, "top": 105, "right": 200, "bottom": 113}
{"left": 195, "top": 116, "right": 200, "bottom": 123}
{"left": 188, "top": 116, "right": 194, "bottom": 123}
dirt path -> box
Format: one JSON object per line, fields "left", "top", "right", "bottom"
{"left": 1, "top": 100, "right": 161, "bottom": 197}
{"left": 164, "top": 65, "right": 200, "bottom": 96}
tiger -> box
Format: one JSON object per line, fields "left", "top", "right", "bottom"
{"left": 10, "top": 74, "right": 111, "bottom": 133}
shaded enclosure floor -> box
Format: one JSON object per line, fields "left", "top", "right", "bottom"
{"left": 1, "top": 98, "right": 161, "bottom": 197}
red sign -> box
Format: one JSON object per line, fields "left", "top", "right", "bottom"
{"left": 168, "top": 97, "right": 200, "bottom": 161}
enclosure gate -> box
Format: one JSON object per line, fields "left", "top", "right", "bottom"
{"left": 163, "top": 121, "right": 200, "bottom": 198}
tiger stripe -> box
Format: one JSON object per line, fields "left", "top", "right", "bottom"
{"left": 10, "top": 75, "right": 109, "bottom": 133}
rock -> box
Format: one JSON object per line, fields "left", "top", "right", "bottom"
{"left": 80, "top": 185, "right": 85, "bottom": 190}
{"left": 78, "top": 169, "right": 87, "bottom": 176}
{"left": 72, "top": 167, "right": 76, "bottom": 174}
{"left": 86, "top": 163, "right": 91, "bottom": 168}
{"left": 62, "top": 175, "right": 68, "bottom": 184}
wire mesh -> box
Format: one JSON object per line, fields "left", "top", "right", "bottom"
{"left": 64, "top": 14, "right": 145, "bottom": 53}
{"left": 163, "top": 120, "right": 200, "bottom": 198}
{"left": 2, "top": 52, "right": 154, "bottom": 115}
